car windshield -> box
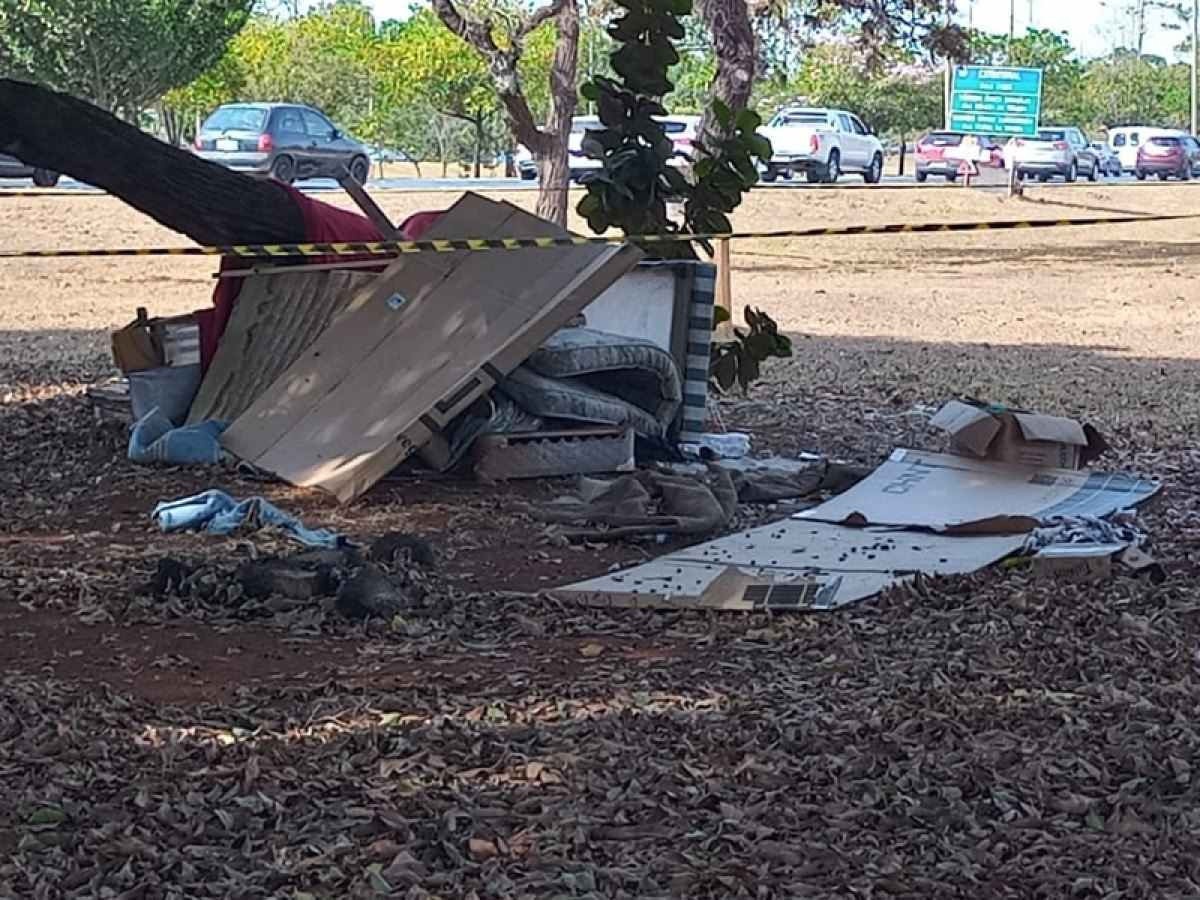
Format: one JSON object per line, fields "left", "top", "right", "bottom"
{"left": 1150, "top": 136, "right": 1181, "bottom": 146}
{"left": 924, "top": 132, "right": 963, "bottom": 146}
{"left": 1035, "top": 129, "right": 1066, "bottom": 141}
{"left": 661, "top": 121, "right": 688, "bottom": 134}
{"left": 203, "top": 106, "right": 267, "bottom": 132}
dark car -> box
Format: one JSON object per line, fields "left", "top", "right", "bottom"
{"left": 0, "top": 153, "right": 60, "bottom": 187}
{"left": 1135, "top": 134, "right": 1200, "bottom": 181}
{"left": 194, "top": 103, "right": 370, "bottom": 184}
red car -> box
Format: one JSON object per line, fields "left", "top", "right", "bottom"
{"left": 914, "top": 132, "right": 1004, "bottom": 182}
{"left": 1135, "top": 134, "right": 1200, "bottom": 181}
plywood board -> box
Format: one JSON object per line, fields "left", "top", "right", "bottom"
{"left": 187, "top": 270, "right": 375, "bottom": 425}
{"left": 221, "top": 193, "right": 642, "bottom": 502}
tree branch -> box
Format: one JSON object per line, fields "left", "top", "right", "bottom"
{"left": 517, "top": 0, "right": 567, "bottom": 40}
{"left": 430, "top": 0, "right": 548, "bottom": 154}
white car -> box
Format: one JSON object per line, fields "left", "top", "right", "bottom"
{"left": 1006, "top": 126, "right": 1099, "bottom": 182}
{"left": 758, "top": 106, "right": 885, "bottom": 184}
{"left": 516, "top": 114, "right": 700, "bottom": 182}
{"left": 1107, "top": 125, "right": 1185, "bottom": 173}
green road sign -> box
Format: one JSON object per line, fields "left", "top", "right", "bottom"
{"left": 949, "top": 65, "right": 1043, "bottom": 137}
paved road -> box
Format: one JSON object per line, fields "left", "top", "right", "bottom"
{"left": 0, "top": 172, "right": 1152, "bottom": 194}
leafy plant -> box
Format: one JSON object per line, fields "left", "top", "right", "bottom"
{"left": 575, "top": 0, "right": 772, "bottom": 259}
{"left": 709, "top": 306, "right": 793, "bottom": 395}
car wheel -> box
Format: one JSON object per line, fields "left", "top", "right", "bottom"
{"left": 270, "top": 155, "right": 296, "bottom": 185}
{"left": 520, "top": 169, "right": 537, "bottom": 181}
{"left": 914, "top": 169, "right": 928, "bottom": 183}
{"left": 805, "top": 169, "right": 822, "bottom": 184}
{"left": 823, "top": 150, "right": 840, "bottom": 184}
{"left": 1037, "top": 174, "right": 1049, "bottom": 182}
{"left": 31, "top": 168, "right": 60, "bottom": 188}
{"left": 864, "top": 153, "right": 883, "bottom": 184}
{"left": 1087, "top": 161, "right": 1098, "bottom": 182}
{"left": 1136, "top": 170, "right": 1147, "bottom": 180}
{"left": 946, "top": 173, "right": 958, "bottom": 183}
{"left": 1181, "top": 165, "right": 1192, "bottom": 181}
{"left": 1158, "top": 172, "right": 1170, "bottom": 181}
{"left": 348, "top": 156, "right": 370, "bottom": 184}
{"left": 761, "top": 166, "right": 779, "bottom": 183}
{"left": 1065, "top": 161, "right": 1077, "bottom": 183}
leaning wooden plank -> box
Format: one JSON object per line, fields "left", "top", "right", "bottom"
{"left": 222, "top": 193, "right": 643, "bottom": 502}
{"left": 187, "top": 270, "right": 375, "bottom": 424}
{"left": 254, "top": 242, "right": 641, "bottom": 501}
{"left": 221, "top": 193, "right": 511, "bottom": 462}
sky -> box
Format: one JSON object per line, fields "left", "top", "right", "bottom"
{"left": 358, "top": 0, "right": 1186, "bottom": 62}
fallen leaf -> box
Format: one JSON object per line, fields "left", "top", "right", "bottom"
{"left": 468, "top": 837, "right": 499, "bottom": 861}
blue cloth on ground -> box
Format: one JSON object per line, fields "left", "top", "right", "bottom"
{"left": 129, "top": 408, "right": 228, "bottom": 465}
{"left": 152, "top": 490, "right": 344, "bottom": 549}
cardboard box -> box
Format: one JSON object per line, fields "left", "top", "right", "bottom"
{"left": 111, "top": 309, "right": 200, "bottom": 374}
{"left": 111, "top": 308, "right": 161, "bottom": 374}
{"left": 929, "top": 399, "right": 1108, "bottom": 469}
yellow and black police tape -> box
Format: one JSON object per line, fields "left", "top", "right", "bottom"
{"left": 2, "top": 212, "right": 1197, "bottom": 260}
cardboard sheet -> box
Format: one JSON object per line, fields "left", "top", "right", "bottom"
{"left": 221, "top": 193, "right": 642, "bottom": 502}
{"left": 796, "top": 449, "right": 1159, "bottom": 533}
{"left": 548, "top": 519, "right": 1025, "bottom": 611}
{"left": 187, "top": 270, "right": 374, "bottom": 424}
{"left": 549, "top": 448, "right": 1161, "bottom": 612}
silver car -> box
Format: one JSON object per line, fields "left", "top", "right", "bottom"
{"left": 1009, "top": 126, "right": 1099, "bottom": 182}
{"left": 193, "top": 103, "right": 371, "bottom": 184}
{"left": 0, "top": 153, "right": 60, "bottom": 187}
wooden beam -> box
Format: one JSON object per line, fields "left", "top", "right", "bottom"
{"left": 714, "top": 237, "right": 733, "bottom": 320}
{"left": 337, "top": 168, "right": 400, "bottom": 238}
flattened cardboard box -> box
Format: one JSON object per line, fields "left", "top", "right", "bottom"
{"left": 221, "top": 193, "right": 642, "bottom": 502}
{"left": 930, "top": 398, "right": 1108, "bottom": 470}
{"left": 550, "top": 449, "right": 1160, "bottom": 611}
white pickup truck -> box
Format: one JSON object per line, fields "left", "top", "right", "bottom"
{"left": 759, "top": 106, "right": 885, "bottom": 184}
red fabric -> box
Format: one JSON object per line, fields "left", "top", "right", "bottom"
{"left": 197, "top": 193, "right": 446, "bottom": 371}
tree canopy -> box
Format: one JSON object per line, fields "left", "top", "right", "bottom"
{"left": 0, "top": 0, "right": 252, "bottom": 117}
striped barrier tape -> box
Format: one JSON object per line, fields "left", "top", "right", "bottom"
{"left": 1, "top": 212, "right": 1196, "bottom": 260}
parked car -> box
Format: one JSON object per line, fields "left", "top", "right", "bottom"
{"left": 758, "top": 106, "right": 885, "bottom": 184}
{"left": 1105, "top": 125, "right": 1182, "bottom": 173}
{"left": 1135, "top": 133, "right": 1200, "bottom": 180}
{"left": 913, "top": 131, "right": 1003, "bottom": 182}
{"left": 1090, "top": 141, "right": 1122, "bottom": 177}
{"left": 194, "top": 103, "right": 370, "bottom": 184}
{"left": 516, "top": 114, "right": 700, "bottom": 182}
{"left": 1007, "top": 126, "right": 1098, "bottom": 182}
{"left": 0, "top": 153, "right": 60, "bottom": 187}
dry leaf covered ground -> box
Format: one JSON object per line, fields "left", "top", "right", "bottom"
{"left": 3, "top": 183, "right": 1200, "bottom": 898}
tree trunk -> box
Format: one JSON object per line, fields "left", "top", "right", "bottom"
{"left": 430, "top": 0, "right": 579, "bottom": 226}
{"left": 535, "top": 0, "right": 579, "bottom": 224}
{"left": 899, "top": 138, "right": 906, "bottom": 175}
{"left": 0, "top": 79, "right": 305, "bottom": 246}
{"left": 696, "top": 0, "right": 757, "bottom": 148}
